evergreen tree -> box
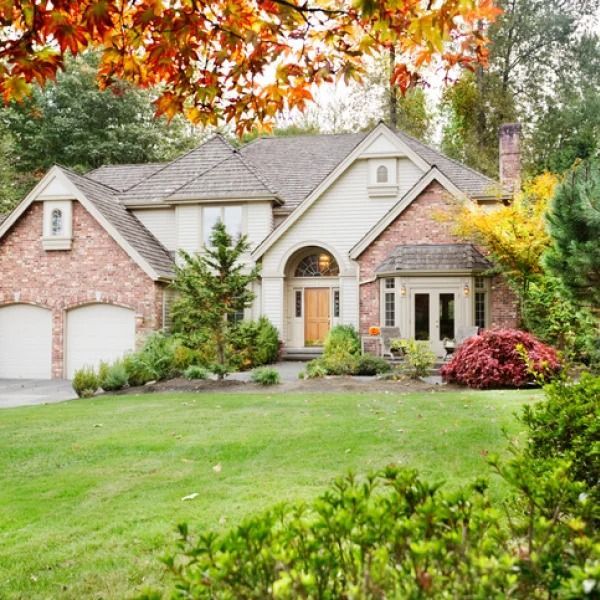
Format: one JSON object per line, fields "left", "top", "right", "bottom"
{"left": 545, "top": 160, "right": 600, "bottom": 313}
{"left": 171, "top": 221, "right": 260, "bottom": 378}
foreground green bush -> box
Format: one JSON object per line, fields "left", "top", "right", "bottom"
{"left": 323, "top": 324, "right": 360, "bottom": 358}
{"left": 233, "top": 317, "right": 280, "bottom": 369}
{"left": 71, "top": 366, "right": 99, "bottom": 398}
{"left": 99, "top": 360, "right": 128, "bottom": 391}
{"left": 153, "top": 376, "right": 600, "bottom": 599}
{"left": 183, "top": 365, "right": 209, "bottom": 380}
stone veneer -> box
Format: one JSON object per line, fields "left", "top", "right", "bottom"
{"left": 357, "top": 181, "right": 519, "bottom": 335}
{"left": 0, "top": 201, "right": 166, "bottom": 378}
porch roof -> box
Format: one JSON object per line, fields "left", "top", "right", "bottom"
{"left": 376, "top": 243, "right": 492, "bottom": 275}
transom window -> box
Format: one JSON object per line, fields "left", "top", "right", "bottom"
{"left": 51, "top": 209, "right": 63, "bottom": 236}
{"left": 376, "top": 165, "right": 389, "bottom": 183}
{"left": 295, "top": 252, "right": 339, "bottom": 277}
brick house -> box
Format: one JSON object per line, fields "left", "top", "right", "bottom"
{"left": 0, "top": 122, "right": 519, "bottom": 379}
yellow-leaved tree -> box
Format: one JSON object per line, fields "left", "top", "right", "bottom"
{"left": 453, "top": 172, "right": 559, "bottom": 301}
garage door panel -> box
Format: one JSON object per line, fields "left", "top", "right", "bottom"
{"left": 0, "top": 304, "right": 52, "bottom": 379}
{"left": 66, "top": 304, "right": 135, "bottom": 379}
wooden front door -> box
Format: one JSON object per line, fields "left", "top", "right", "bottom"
{"left": 304, "top": 288, "right": 330, "bottom": 346}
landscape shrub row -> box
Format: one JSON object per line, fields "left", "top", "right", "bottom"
{"left": 150, "top": 374, "right": 600, "bottom": 599}
{"left": 71, "top": 317, "right": 280, "bottom": 396}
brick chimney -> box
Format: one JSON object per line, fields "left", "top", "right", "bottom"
{"left": 499, "top": 123, "right": 522, "bottom": 193}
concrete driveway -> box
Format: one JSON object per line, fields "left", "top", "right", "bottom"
{"left": 0, "top": 379, "right": 75, "bottom": 408}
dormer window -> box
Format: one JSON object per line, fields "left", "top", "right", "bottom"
{"left": 51, "top": 209, "right": 63, "bottom": 236}
{"left": 376, "top": 165, "right": 389, "bottom": 183}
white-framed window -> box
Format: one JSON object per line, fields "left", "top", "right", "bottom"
{"left": 42, "top": 200, "right": 72, "bottom": 250}
{"left": 202, "top": 205, "right": 243, "bottom": 246}
{"left": 474, "top": 276, "right": 489, "bottom": 329}
{"left": 383, "top": 278, "right": 396, "bottom": 327}
{"left": 50, "top": 208, "right": 63, "bottom": 236}
{"left": 295, "top": 290, "right": 302, "bottom": 318}
{"left": 376, "top": 165, "right": 389, "bottom": 183}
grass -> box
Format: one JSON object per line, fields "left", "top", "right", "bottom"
{"left": 0, "top": 388, "right": 541, "bottom": 598}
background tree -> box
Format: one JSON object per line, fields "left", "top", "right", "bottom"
{"left": 171, "top": 222, "right": 260, "bottom": 379}
{"left": 2, "top": 53, "right": 196, "bottom": 174}
{"left": 545, "top": 160, "right": 600, "bottom": 314}
{"left": 441, "top": 0, "right": 599, "bottom": 178}
{"left": 0, "top": 127, "right": 37, "bottom": 214}
{"left": 0, "top": 0, "right": 499, "bottom": 134}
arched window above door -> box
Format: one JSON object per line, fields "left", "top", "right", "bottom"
{"left": 295, "top": 252, "right": 339, "bottom": 277}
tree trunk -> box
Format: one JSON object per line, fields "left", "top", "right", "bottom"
{"left": 389, "top": 46, "right": 397, "bottom": 129}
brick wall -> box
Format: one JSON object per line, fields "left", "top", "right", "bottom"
{"left": 357, "top": 182, "right": 519, "bottom": 334}
{"left": 0, "top": 201, "right": 166, "bottom": 377}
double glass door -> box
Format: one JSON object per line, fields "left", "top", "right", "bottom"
{"left": 412, "top": 290, "right": 457, "bottom": 356}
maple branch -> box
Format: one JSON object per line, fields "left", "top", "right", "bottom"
{"left": 271, "top": 0, "right": 347, "bottom": 17}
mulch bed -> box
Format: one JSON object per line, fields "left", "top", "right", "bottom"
{"left": 116, "top": 375, "right": 453, "bottom": 396}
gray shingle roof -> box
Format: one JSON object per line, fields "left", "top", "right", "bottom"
{"left": 240, "top": 132, "right": 368, "bottom": 210}
{"left": 394, "top": 130, "right": 506, "bottom": 199}
{"left": 86, "top": 163, "right": 165, "bottom": 192}
{"left": 61, "top": 168, "right": 174, "bottom": 278}
{"left": 377, "top": 243, "right": 491, "bottom": 274}
{"left": 167, "top": 150, "right": 278, "bottom": 201}
{"left": 119, "top": 135, "right": 243, "bottom": 204}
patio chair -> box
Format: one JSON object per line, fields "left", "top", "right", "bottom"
{"left": 380, "top": 327, "right": 401, "bottom": 358}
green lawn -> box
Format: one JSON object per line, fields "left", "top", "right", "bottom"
{"left": 0, "top": 388, "right": 541, "bottom": 598}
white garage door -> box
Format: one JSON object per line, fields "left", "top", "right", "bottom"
{"left": 0, "top": 304, "right": 52, "bottom": 379}
{"left": 66, "top": 304, "right": 135, "bottom": 379}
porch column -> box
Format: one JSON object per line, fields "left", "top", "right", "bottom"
{"left": 340, "top": 275, "right": 359, "bottom": 329}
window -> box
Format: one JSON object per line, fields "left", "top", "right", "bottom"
{"left": 383, "top": 278, "right": 396, "bottom": 326}
{"left": 475, "top": 292, "right": 486, "bottom": 329}
{"left": 295, "top": 290, "right": 302, "bottom": 318}
{"left": 474, "top": 277, "right": 487, "bottom": 329}
{"left": 203, "top": 205, "right": 243, "bottom": 246}
{"left": 224, "top": 205, "right": 243, "bottom": 239}
{"left": 203, "top": 207, "right": 221, "bottom": 246}
{"left": 228, "top": 308, "right": 245, "bottom": 324}
{"left": 295, "top": 253, "right": 339, "bottom": 277}
{"left": 333, "top": 289, "right": 340, "bottom": 318}
{"left": 50, "top": 209, "right": 63, "bottom": 236}
{"left": 376, "top": 165, "right": 389, "bottom": 183}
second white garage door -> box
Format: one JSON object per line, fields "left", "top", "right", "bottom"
{"left": 66, "top": 304, "right": 135, "bottom": 379}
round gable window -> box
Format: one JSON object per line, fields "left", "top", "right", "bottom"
{"left": 51, "top": 208, "right": 63, "bottom": 236}
{"left": 376, "top": 165, "right": 389, "bottom": 183}
{"left": 295, "top": 253, "right": 339, "bottom": 277}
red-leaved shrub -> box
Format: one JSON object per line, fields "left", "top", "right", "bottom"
{"left": 441, "top": 329, "right": 561, "bottom": 389}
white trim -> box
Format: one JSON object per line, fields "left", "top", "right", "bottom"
{"left": 349, "top": 168, "right": 467, "bottom": 259}
{"left": 251, "top": 123, "right": 430, "bottom": 260}
{"left": 0, "top": 167, "right": 162, "bottom": 281}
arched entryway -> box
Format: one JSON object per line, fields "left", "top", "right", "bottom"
{"left": 284, "top": 246, "right": 340, "bottom": 347}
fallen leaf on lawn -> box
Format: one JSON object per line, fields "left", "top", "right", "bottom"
{"left": 181, "top": 492, "right": 199, "bottom": 501}
{"left": 480, "top": 449, "right": 489, "bottom": 457}
{"left": 93, "top": 424, "right": 103, "bottom": 428}
{"left": 181, "top": 458, "right": 194, "bottom": 463}
{"left": 344, "top": 448, "right": 351, "bottom": 453}
{"left": 219, "top": 516, "right": 227, "bottom": 525}
{"left": 212, "top": 463, "right": 222, "bottom": 473}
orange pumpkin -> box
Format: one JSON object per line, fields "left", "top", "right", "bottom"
{"left": 369, "top": 326, "right": 381, "bottom": 336}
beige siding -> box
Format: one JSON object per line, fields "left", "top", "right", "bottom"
{"left": 262, "top": 277, "right": 285, "bottom": 334}
{"left": 260, "top": 157, "right": 423, "bottom": 330}
{"left": 247, "top": 201, "right": 273, "bottom": 249}
{"left": 133, "top": 208, "right": 176, "bottom": 251}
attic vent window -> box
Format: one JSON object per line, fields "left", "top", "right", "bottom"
{"left": 51, "top": 209, "right": 63, "bottom": 236}
{"left": 376, "top": 165, "right": 389, "bottom": 183}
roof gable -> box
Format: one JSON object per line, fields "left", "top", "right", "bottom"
{"left": 0, "top": 166, "right": 174, "bottom": 280}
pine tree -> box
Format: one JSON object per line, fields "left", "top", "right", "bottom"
{"left": 545, "top": 160, "right": 600, "bottom": 313}
{"left": 172, "top": 221, "right": 260, "bottom": 378}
